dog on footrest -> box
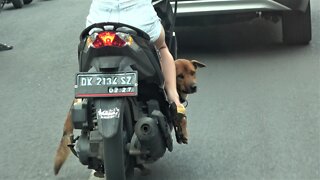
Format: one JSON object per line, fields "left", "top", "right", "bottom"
{"left": 53, "top": 58, "right": 206, "bottom": 175}
{"left": 174, "top": 59, "right": 206, "bottom": 144}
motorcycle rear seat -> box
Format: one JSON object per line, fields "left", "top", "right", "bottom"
{"left": 80, "top": 22, "right": 150, "bottom": 41}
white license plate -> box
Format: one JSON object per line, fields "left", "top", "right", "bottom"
{"left": 75, "top": 72, "right": 138, "bottom": 98}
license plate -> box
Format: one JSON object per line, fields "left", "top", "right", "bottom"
{"left": 75, "top": 72, "right": 138, "bottom": 98}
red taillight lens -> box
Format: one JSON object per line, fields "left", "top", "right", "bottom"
{"left": 92, "top": 31, "right": 128, "bottom": 48}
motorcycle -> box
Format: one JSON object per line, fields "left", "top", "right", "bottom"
{"left": 69, "top": 0, "right": 182, "bottom": 179}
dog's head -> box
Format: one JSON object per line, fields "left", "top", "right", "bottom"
{"left": 175, "top": 59, "right": 206, "bottom": 100}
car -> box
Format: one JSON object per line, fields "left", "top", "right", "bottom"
{"left": 0, "top": 0, "right": 32, "bottom": 10}
{"left": 172, "top": 0, "right": 312, "bottom": 44}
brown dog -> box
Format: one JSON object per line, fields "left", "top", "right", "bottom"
{"left": 175, "top": 59, "right": 206, "bottom": 103}
{"left": 53, "top": 102, "right": 74, "bottom": 175}
{"left": 174, "top": 59, "right": 206, "bottom": 143}
{"left": 53, "top": 59, "right": 206, "bottom": 175}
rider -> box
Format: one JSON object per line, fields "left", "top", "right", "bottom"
{"left": 86, "top": 0, "right": 188, "bottom": 143}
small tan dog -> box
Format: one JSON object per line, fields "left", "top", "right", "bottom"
{"left": 53, "top": 58, "right": 206, "bottom": 175}
{"left": 175, "top": 59, "right": 206, "bottom": 103}
{"left": 174, "top": 59, "right": 206, "bottom": 143}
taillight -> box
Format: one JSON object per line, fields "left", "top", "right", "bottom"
{"left": 91, "top": 31, "right": 132, "bottom": 48}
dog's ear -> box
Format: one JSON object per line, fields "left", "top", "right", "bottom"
{"left": 191, "top": 60, "right": 206, "bottom": 69}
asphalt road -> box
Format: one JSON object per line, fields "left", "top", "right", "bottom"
{"left": 0, "top": 0, "right": 319, "bottom": 180}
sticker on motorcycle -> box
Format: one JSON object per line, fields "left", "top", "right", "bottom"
{"left": 97, "top": 108, "right": 120, "bottom": 119}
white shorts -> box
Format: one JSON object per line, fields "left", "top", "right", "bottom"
{"left": 86, "top": 0, "right": 162, "bottom": 43}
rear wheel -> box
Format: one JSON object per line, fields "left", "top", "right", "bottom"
{"left": 12, "top": 0, "right": 23, "bottom": 8}
{"left": 102, "top": 99, "right": 134, "bottom": 180}
{"left": 282, "top": 2, "right": 312, "bottom": 44}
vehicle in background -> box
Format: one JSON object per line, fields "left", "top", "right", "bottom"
{"left": 173, "top": 0, "right": 311, "bottom": 44}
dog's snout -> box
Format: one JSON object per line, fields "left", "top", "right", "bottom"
{"left": 190, "top": 85, "right": 197, "bottom": 93}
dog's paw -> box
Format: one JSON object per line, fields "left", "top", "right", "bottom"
{"left": 180, "top": 117, "right": 188, "bottom": 144}
{"left": 181, "top": 137, "right": 188, "bottom": 144}
{"left": 176, "top": 134, "right": 188, "bottom": 144}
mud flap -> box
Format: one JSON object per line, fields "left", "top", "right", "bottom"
{"left": 94, "top": 98, "right": 125, "bottom": 138}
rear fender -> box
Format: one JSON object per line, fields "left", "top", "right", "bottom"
{"left": 94, "top": 98, "right": 125, "bottom": 138}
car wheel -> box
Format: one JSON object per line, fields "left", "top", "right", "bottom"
{"left": 23, "top": 0, "right": 32, "bottom": 4}
{"left": 12, "top": 0, "right": 24, "bottom": 8}
{"left": 282, "top": 2, "right": 311, "bottom": 45}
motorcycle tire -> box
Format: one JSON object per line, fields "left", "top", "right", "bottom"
{"left": 23, "top": 0, "right": 32, "bottom": 4}
{"left": 12, "top": 0, "right": 23, "bottom": 8}
{"left": 102, "top": 99, "right": 135, "bottom": 180}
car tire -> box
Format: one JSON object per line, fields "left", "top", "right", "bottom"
{"left": 282, "top": 2, "right": 312, "bottom": 45}
{"left": 12, "top": 0, "right": 23, "bottom": 8}
{"left": 23, "top": 0, "right": 32, "bottom": 4}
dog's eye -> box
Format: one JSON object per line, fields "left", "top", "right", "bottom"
{"left": 177, "top": 74, "right": 184, "bottom": 79}
{"left": 190, "top": 71, "right": 195, "bottom": 76}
